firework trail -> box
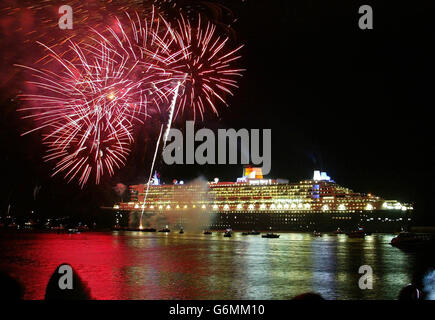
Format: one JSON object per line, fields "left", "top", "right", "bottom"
{"left": 139, "top": 123, "right": 164, "bottom": 229}
{"left": 163, "top": 80, "right": 181, "bottom": 150}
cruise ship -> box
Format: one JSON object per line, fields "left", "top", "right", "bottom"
{"left": 110, "top": 167, "right": 413, "bottom": 232}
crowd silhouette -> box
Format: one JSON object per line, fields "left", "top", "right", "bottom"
{"left": 0, "top": 264, "right": 430, "bottom": 300}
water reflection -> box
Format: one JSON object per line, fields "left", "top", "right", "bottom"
{"left": 0, "top": 232, "right": 432, "bottom": 299}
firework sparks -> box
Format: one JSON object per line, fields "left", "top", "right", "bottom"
{"left": 164, "top": 14, "right": 245, "bottom": 120}
{"left": 17, "top": 39, "right": 149, "bottom": 187}
{"left": 16, "top": 7, "right": 245, "bottom": 187}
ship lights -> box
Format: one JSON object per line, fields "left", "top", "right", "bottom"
{"left": 365, "top": 203, "right": 374, "bottom": 211}
{"left": 322, "top": 205, "right": 329, "bottom": 211}
{"left": 382, "top": 201, "right": 408, "bottom": 210}
{"left": 338, "top": 204, "right": 346, "bottom": 211}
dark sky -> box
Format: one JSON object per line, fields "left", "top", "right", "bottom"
{"left": 1, "top": 0, "right": 435, "bottom": 225}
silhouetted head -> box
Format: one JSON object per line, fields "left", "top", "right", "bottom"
{"left": 398, "top": 284, "right": 422, "bottom": 300}
{"left": 44, "top": 263, "right": 92, "bottom": 300}
{"left": 0, "top": 271, "right": 24, "bottom": 299}
{"left": 292, "top": 292, "right": 325, "bottom": 300}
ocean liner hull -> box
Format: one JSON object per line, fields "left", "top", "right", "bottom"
{"left": 111, "top": 209, "right": 411, "bottom": 233}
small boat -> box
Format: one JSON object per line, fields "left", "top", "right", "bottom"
{"left": 313, "top": 231, "right": 322, "bottom": 237}
{"left": 158, "top": 228, "right": 171, "bottom": 233}
{"left": 203, "top": 230, "right": 212, "bottom": 235}
{"left": 262, "top": 233, "right": 280, "bottom": 238}
{"left": 223, "top": 229, "right": 232, "bottom": 237}
{"left": 333, "top": 228, "right": 344, "bottom": 235}
{"left": 391, "top": 232, "right": 435, "bottom": 249}
{"left": 179, "top": 228, "right": 184, "bottom": 234}
{"left": 347, "top": 229, "right": 365, "bottom": 238}
{"left": 67, "top": 228, "right": 80, "bottom": 234}
{"left": 129, "top": 227, "right": 156, "bottom": 232}
{"left": 242, "top": 230, "right": 259, "bottom": 236}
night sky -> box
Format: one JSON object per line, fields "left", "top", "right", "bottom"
{"left": 1, "top": 0, "right": 435, "bottom": 225}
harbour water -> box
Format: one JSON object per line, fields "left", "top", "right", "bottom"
{"left": 0, "top": 231, "right": 434, "bottom": 300}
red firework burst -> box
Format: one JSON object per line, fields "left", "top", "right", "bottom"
{"left": 17, "top": 39, "right": 151, "bottom": 187}
{"left": 16, "top": 8, "right": 245, "bottom": 187}
{"left": 164, "top": 14, "right": 245, "bottom": 120}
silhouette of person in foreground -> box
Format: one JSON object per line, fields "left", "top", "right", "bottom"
{"left": 292, "top": 292, "right": 325, "bottom": 300}
{"left": 45, "top": 263, "right": 93, "bottom": 300}
{"left": 0, "top": 271, "right": 24, "bottom": 299}
{"left": 398, "top": 284, "right": 423, "bottom": 300}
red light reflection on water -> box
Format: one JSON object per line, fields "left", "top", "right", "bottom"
{"left": 0, "top": 232, "right": 222, "bottom": 299}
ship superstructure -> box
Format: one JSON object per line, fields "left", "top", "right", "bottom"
{"left": 112, "top": 168, "right": 413, "bottom": 232}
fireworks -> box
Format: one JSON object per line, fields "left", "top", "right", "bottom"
{"left": 18, "top": 40, "right": 149, "bottom": 187}
{"left": 17, "top": 7, "right": 245, "bottom": 187}
{"left": 166, "top": 15, "right": 245, "bottom": 120}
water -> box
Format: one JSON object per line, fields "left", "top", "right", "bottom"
{"left": 0, "top": 231, "right": 433, "bottom": 300}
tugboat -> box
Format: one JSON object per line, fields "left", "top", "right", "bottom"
{"left": 223, "top": 229, "right": 232, "bottom": 237}
{"left": 262, "top": 233, "right": 280, "bottom": 238}
{"left": 203, "top": 230, "right": 212, "bottom": 235}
